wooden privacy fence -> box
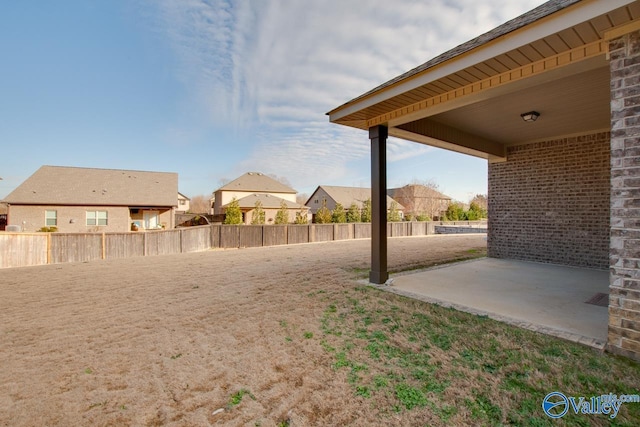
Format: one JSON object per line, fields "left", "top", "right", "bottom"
{"left": 0, "top": 221, "right": 487, "bottom": 269}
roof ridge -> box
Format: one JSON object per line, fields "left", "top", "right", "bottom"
{"left": 216, "top": 172, "right": 297, "bottom": 193}
{"left": 40, "top": 165, "right": 178, "bottom": 174}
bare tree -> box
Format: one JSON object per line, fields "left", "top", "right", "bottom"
{"left": 296, "top": 193, "right": 309, "bottom": 205}
{"left": 267, "top": 174, "right": 292, "bottom": 188}
{"left": 189, "top": 195, "right": 212, "bottom": 214}
{"left": 470, "top": 194, "right": 488, "bottom": 212}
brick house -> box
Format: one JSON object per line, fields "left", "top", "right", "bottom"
{"left": 327, "top": 0, "right": 640, "bottom": 360}
{"left": 388, "top": 184, "right": 451, "bottom": 220}
{"left": 213, "top": 172, "right": 308, "bottom": 224}
{"left": 3, "top": 166, "right": 178, "bottom": 232}
{"left": 305, "top": 185, "right": 404, "bottom": 220}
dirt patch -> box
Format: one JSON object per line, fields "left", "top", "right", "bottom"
{"left": 0, "top": 235, "right": 486, "bottom": 426}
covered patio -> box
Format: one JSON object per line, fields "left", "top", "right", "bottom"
{"left": 385, "top": 258, "right": 609, "bottom": 348}
{"left": 328, "top": 0, "right": 640, "bottom": 360}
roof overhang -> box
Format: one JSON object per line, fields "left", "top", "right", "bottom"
{"left": 328, "top": 0, "right": 640, "bottom": 162}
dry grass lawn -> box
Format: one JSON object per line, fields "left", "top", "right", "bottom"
{"left": 1, "top": 235, "right": 638, "bottom": 426}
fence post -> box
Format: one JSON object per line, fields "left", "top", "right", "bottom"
{"left": 47, "top": 232, "right": 51, "bottom": 265}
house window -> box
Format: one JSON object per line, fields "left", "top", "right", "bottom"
{"left": 179, "top": 199, "right": 186, "bottom": 205}
{"left": 45, "top": 210, "right": 57, "bottom": 226}
{"left": 86, "top": 210, "right": 108, "bottom": 226}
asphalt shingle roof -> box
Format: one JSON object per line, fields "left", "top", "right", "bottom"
{"left": 388, "top": 185, "right": 452, "bottom": 201}
{"left": 3, "top": 166, "right": 178, "bottom": 207}
{"left": 216, "top": 172, "right": 296, "bottom": 194}
{"left": 229, "top": 193, "right": 307, "bottom": 210}
{"left": 311, "top": 185, "right": 405, "bottom": 210}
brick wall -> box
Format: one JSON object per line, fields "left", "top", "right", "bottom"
{"left": 488, "top": 133, "right": 610, "bottom": 269}
{"left": 8, "top": 205, "right": 131, "bottom": 233}
{"left": 609, "top": 30, "right": 640, "bottom": 361}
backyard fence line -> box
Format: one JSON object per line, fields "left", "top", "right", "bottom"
{"left": 0, "top": 221, "right": 487, "bottom": 269}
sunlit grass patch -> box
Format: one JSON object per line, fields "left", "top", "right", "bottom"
{"left": 309, "top": 283, "right": 640, "bottom": 425}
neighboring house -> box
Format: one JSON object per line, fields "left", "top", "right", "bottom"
{"left": 388, "top": 185, "right": 451, "bottom": 220}
{"left": 213, "top": 172, "right": 308, "bottom": 224}
{"left": 177, "top": 192, "right": 190, "bottom": 214}
{"left": 306, "top": 185, "right": 404, "bottom": 218}
{"left": 232, "top": 193, "right": 308, "bottom": 225}
{"left": 208, "top": 194, "right": 215, "bottom": 215}
{"left": 326, "top": 0, "right": 640, "bottom": 359}
{"left": 3, "top": 166, "right": 178, "bottom": 232}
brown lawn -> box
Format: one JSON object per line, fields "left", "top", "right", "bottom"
{"left": 3, "top": 234, "right": 640, "bottom": 426}
{"left": 0, "top": 235, "right": 490, "bottom": 426}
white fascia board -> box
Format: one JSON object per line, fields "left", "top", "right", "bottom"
{"left": 329, "top": 0, "right": 636, "bottom": 123}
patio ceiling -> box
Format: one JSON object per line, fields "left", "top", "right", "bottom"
{"left": 393, "top": 62, "right": 610, "bottom": 157}
{"left": 328, "top": 0, "right": 640, "bottom": 162}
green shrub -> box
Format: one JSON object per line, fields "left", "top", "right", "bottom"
{"left": 251, "top": 200, "right": 265, "bottom": 225}
{"left": 316, "top": 199, "right": 332, "bottom": 224}
{"left": 274, "top": 200, "right": 289, "bottom": 224}
{"left": 294, "top": 209, "right": 308, "bottom": 224}
{"left": 468, "top": 201, "right": 487, "bottom": 219}
{"left": 332, "top": 203, "right": 347, "bottom": 223}
{"left": 387, "top": 201, "right": 402, "bottom": 222}
{"left": 38, "top": 226, "right": 58, "bottom": 232}
{"left": 444, "top": 203, "right": 466, "bottom": 221}
{"left": 347, "top": 203, "right": 361, "bottom": 223}
{"left": 223, "top": 198, "right": 243, "bottom": 224}
{"left": 361, "top": 198, "right": 372, "bottom": 223}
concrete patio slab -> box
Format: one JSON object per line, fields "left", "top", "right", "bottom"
{"left": 382, "top": 258, "right": 609, "bottom": 349}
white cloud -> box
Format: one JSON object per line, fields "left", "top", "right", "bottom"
{"left": 143, "top": 0, "right": 547, "bottom": 188}
{"left": 387, "top": 138, "right": 433, "bottom": 163}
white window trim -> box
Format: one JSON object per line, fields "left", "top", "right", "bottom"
{"left": 45, "top": 210, "right": 57, "bottom": 226}
{"left": 86, "top": 210, "right": 108, "bottom": 226}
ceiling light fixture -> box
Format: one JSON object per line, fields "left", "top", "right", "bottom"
{"left": 521, "top": 111, "right": 540, "bottom": 122}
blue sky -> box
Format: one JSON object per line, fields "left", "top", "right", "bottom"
{"left": 0, "top": 0, "right": 547, "bottom": 202}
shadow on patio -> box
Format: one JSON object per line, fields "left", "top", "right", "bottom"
{"left": 382, "top": 258, "right": 609, "bottom": 349}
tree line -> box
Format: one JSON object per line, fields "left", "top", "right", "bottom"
{"left": 188, "top": 183, "right": 488, "bottom": 224}
{"left": 216, "top": 196, "right": 487, "bottom": 225}
{"left": 223, "top": 198, "right": 308, "bottom": 225}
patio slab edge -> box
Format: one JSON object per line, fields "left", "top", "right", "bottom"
{"left": 371, "top": 284, "right": 607, "bottom": 351}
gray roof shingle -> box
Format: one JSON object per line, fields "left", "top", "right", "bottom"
{"left": 4, "top": 165, "right": 178, "bottom": 207}
{"left": 216, "top": 172, "right": 297, "bottom": 194}
{"left": 228, "top": 193, "right": 307, "bottom": 210}
{"left": 388, "top": 185, "right": 452, "bottom": 201}
{"left": 311, "top": 185, "right": 405, "bottom": 210}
